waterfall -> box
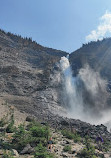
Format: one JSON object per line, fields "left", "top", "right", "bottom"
{"left": 60, "top": 56, "right": 111, "bottom": 129}
{"left": 60, "top": 56, "right": 84, "bottom": 120}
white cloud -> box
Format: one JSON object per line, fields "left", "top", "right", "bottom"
{"left": 86, "top": 11, "right": 111, "bottom": 42}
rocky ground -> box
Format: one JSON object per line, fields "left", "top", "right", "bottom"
{"left": 0, "top": 100, "right": 111, "bottom": 158}
{"left": 51, "top": 129, "right": 111, "bottom": 158}
{"left": 51, "top": 129, "right": 84, "bottom": 158}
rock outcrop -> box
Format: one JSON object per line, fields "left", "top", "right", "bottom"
{"left": 0, "top": 29, "right": 67, "bottom": 117}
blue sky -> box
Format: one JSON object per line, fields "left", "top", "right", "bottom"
{"left": 0, "top": 0, "right": 111, "bottom": 52}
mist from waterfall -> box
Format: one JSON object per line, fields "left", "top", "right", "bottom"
{"left": 60, "top": 56, "right": 84, "bottom": 119}
{"left": 60, "top": 56, "right": 111, "bottom": 129}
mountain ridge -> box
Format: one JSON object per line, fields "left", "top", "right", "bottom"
{"left": 1, "top": 28, "right": 111, "bottom": 115}
{"left": 69, "top": 38, "right": 111, "bottom": 81}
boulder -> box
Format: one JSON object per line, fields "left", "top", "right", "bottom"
{"left": 12, "top": 149, "right": 19, "bottom": 157}
{"left": 0, "top": 127, "right": 6, "bottom": 132}
{"left": 0, "top": 149, "right": 3, "bottom": 155}
{"left": 26, "top": 116, "right": 34, "bottom": 122}
{"left": 20, "top": 144, "right": 34, "bottom": 154}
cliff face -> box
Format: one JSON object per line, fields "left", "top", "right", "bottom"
{"left": 1, "top": 29, "right": 111, "bottom": 122}
{"left": 0, "top": 29, "right": 67, "bottom": 117}
{"left": 1, "top": 29, "right": 111, "bottom": 144}
{"left": 69, "top": 39, "right": 111, "bottom": 113}
{"left": 69, "top": 39, "right": 111, "bottom": 82}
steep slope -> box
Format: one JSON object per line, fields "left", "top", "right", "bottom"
{"left": 0, "top": 29, "right": 67, "bottom": 117}
{"left": 0, "top": 102, "right": 110, "bottom": 158}
{"left": 69, "top": 38, "right": 111, "bottom": 83}
{"left": 1, "top": 29, "right": 111, "bottom": 152}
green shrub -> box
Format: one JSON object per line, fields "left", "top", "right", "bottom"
{"left": 6, "top": 123, "right": 15, "bottom": 133}
{"left": 0, "top": 115, "right": 8, "bottom": 127}
{"left": 12, "top": 124, "right": 40, "bottom": 150}
{"left": 3, "top": 150, "right": 14, "bottom": 158}
{"left": 80, "top": 147, "right": 95, "bottom": 157}
{"left": 31, "top": 126, "right": 49, "bottom": 137}
{"left": 61, "top": 129, "right": 81, "bottom": 142}
{"left": 12, "top": 124, "right": 27, "bottom": 150}
{"left": 63, "top": 145, "right": 71, "bottom": 152}
{"left": 61, "top": 130, "right": 74, "bottom": 139}
{"left": 1, "top": 141, "right": 12, "bottom": 150}
{"left": 28, "top": 121, "right": 49, "bottom": 140}
{"left": 73, "top": 133, "right": 81, "bottom": 143}
{"left": 6, "top": 114, "right": 15, "bottom": 133}
{"left": 12, "top": 122, "right": 50, "bottom": 151}
{"left": 79, "top": 139, "right": 97, "bottom": 158}
{"left": 12, "top": 124, "right": 25, "bottom": 141}
{"left": 26, "top": 121, "right": 40, "bottom": 129}
{"left": 0, "top": 119, "right": 5, "bottom": 127}
{"left": 99, "top": 140, "right": 111, "bottom": 152}
{"left": 34, "top": 143, "right": 54, "bottom": 158}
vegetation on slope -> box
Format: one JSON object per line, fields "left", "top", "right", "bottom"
{"left": 0, "top": 108, "right": 111, "bottom": 158}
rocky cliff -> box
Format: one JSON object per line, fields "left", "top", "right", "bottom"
{"left": 69, "top": 38, "right": 111, "bottom": 83}
{"left": 0, "top": 29, "right": 68, "bottom": 118}
{"left": 0, "top": 29, "right": 111, "bottom": 143}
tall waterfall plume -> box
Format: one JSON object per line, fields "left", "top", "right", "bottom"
{"left": 60, "top": 56, "right": 111, "bottom": 129}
